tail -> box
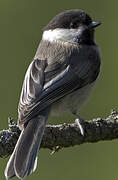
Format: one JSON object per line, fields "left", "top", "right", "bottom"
{"left": 5, "top": 109, "right": 49, "bottom": 179}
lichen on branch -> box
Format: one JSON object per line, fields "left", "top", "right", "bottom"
{"left": 0, "top": 110, "right": 118, "bottom": 158}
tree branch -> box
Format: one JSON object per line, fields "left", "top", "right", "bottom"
{"left": 0, "top": 110, "right": 118, "bottom": 158}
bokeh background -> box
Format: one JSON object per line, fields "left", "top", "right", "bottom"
{"left": 0, "top": 0, "right": 118, "bottom": 179}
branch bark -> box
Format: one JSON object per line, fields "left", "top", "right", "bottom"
{"left": 0, "top": 110, "right": 118, "bottom": 158}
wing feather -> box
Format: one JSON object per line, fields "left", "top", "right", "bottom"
{"left": 18, "top": 53, "right": 100, "bottom": 124}
{"left": 18, "top": 59, "right": 47, "bottom": 123}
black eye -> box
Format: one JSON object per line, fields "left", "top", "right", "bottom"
{"left": 70, "top": 21, "right": 79, "bottom": 29}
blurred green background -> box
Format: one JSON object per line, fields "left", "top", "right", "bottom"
{"left": 0, "top": 0, "right": 118, "bottom": 179}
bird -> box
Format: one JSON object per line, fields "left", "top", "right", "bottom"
{"left": 5, "top": 9, "right": 101, "bottom": 179}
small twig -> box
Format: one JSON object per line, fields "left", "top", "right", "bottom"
{"left": 0, "top": 110, "right": 118, "bottom": 158}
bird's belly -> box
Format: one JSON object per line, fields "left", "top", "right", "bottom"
{"left": 50, "top": 81, "right": 96, "bottom": 116}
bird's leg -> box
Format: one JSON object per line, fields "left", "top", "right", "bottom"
{"left": 75, "top": 116, "right": 85, "bottom": 136}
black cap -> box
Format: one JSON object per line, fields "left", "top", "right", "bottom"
{"left": 44, "top": 9, "right": 92, "bottom": 31}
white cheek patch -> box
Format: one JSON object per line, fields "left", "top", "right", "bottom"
{"left": 42, "top": 28, "right": 82, "bottom": 43}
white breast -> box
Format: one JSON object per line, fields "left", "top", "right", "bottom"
{"left": 50, "top": 80, "right": 97, "bottom": 117}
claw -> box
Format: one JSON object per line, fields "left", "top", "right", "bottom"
{"left": 75, "top": 118, "right": 84, "bottom": 136}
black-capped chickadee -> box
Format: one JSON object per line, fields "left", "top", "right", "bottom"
{"left": 5, "top": 9, "right": 101, "bottom": 179}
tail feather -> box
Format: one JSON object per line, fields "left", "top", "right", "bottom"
{"left": 14, "top": 116, "right": 46, "bottom": 179}
{"left": 5, "top": 110, "right": 49, "bottom": 180}
{"left": 4, "top": 151, "right": 16, "bottom": 179}
{"left": 4, "top": 131, "right": 24, "bottom": 179}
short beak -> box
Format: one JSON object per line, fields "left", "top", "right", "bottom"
{"left": 89, "top": 21, "right": 101, "bottom": 28}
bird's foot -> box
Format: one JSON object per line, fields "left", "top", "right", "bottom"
{"left": 75, "top": 117, "right": 85, "bottom": 136}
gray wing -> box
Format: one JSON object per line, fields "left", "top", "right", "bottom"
{"left": 18, "top": 54, "right": 100, "bottom": 124}
{"left": 18, "top": 59, "right": 47, "bottom": 124}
